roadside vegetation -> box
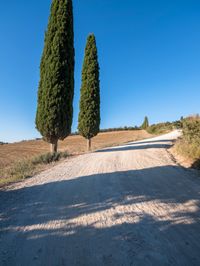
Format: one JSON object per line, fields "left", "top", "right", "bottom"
{"left": 174, "top": 115, "right": 200, "bottom": 169}
{"left": 147, "top": 120, "right": 182, "bottom": 135}
{"left": 0, "top": 151, "right": 69, "bottom": 186}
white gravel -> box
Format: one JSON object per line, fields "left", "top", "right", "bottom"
{"left": 0, "top": 130, "right": 200, "bottom": 266}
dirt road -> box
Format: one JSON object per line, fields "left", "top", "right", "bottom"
{"left": 1, "top": 131, "right": 200, "bottom": 266}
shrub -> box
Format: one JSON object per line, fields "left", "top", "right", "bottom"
{"left": 32, "top": 151, "right": 69, "bottom": 165}
{"left": 182, "top": 116, "right": 200, "bottom": 144}
{"left": 32, "top": 153, "right": 60, "bottom": 165}
{"left": 174, "top": 115, "right": 200, "bottom": 169}
{"left": 147, "top": 122, "right": 174, "bottom": 135}
{"left": 177, "top": 116, "right": 200, "bottom": 151}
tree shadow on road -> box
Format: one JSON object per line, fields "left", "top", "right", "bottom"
{"left": 122, "top": 139, "right": 173, "bottom": 146}
{"left": 96, "top": 142, "right": 172, "bottom": 153}
{"left": 96, "top": 139, "right": 173, "bottom": 153}
{"left": 0, "top": 165, "right": 200, "bottom": 265}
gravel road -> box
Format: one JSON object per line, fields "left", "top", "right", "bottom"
{"left": 0, "top": 131, "right": 200, "bottom": 266}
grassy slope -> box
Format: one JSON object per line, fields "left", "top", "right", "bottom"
{"left": 173, "top": 138, "right": 200, "bottom": 169}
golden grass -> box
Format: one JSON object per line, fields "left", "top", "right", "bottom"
{"left": 0, "top": 130, "right": 151, "bottom": 170}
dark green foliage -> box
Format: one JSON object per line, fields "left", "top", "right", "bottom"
{"left": 69, "top": 126, "right": 139, "bottom": 135}
{"left": 78, "top": 34, "right": 100, "bottom": 140}
{"left": 0, "top": 142, "right": 8, "bottom": 145}
{"left": 173, "top": 120, "right": 183, "bottom": 129}
{"left": 100, "top": 126, "right": 139, "bottom": 133}
{"left": 36, "top": 0, "right": 75, "bottom": 145}
{"left": 141, "top": 116, "right": 149, "bottom": 129}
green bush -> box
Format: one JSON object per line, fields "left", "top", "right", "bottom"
{"left": 32, "top": 151, "right": 69, "bottom": 165}
{"left": 178, "top": 116, "right": 200, "bottom": 152}
{"left": 147, "top": 122, "right": 174, "bottom": 135}
{"left": 60, "top": 151, "right": 69, "bottom": 159}
{"left": 174, "top": 116, "right": 200, "bottom": 168}
{"left": 182, "top": 117, "right": 200, "bottom": 144}
{"left": 32, "top": 153, "right": 60, "bottom": 165}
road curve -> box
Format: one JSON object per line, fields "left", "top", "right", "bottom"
{"left": 0, "top": 131, "right": 200, "bottom": 266}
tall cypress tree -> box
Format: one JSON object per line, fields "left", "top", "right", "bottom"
{"left": 141, "top": 116, "right": 149, "bottom": 129}
{"left": 78, "top": 34, "right": 100, "bottom": 151}
{"left": 36, "top": 0, "right": 75, "bottom": 153}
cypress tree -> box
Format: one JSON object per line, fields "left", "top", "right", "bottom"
{"left": 78, "top": 34, "right": 100, "bottom": 151}
{"left": 36, "top": 0, "right": 75, "bottom": 153}
{"left": 141, "top": 116, "right": 149, "bottom": 129}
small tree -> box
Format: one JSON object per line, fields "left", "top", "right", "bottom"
{"left": 141, "top": 116, "right": 149, "bottom": 129}
{"left": 78, "top": 34, "right": 100, "bottom": 151}
{"left": 36, "top": 0, "right": 75, "bottom": 153}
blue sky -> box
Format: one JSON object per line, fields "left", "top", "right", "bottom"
{"left": 0, "top": 0, "right": 200, "bottom": 142}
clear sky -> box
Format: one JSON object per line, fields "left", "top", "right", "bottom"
{"left": 0, "top": 0, "right": 200, "bottom": 142}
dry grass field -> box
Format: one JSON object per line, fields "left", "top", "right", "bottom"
{"left": 0, "top": 130, "right": 151, "bottom": 170}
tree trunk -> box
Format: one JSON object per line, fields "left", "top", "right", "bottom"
{"left": 87, "top": 138, "right": 91, "bottom": 151}
{"left": 50, "top": 140, "right": 58, "bottom": 153}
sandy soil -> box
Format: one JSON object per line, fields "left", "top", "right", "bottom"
{"left": 0, "top": 131, "right": 200, "bottom": 266}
